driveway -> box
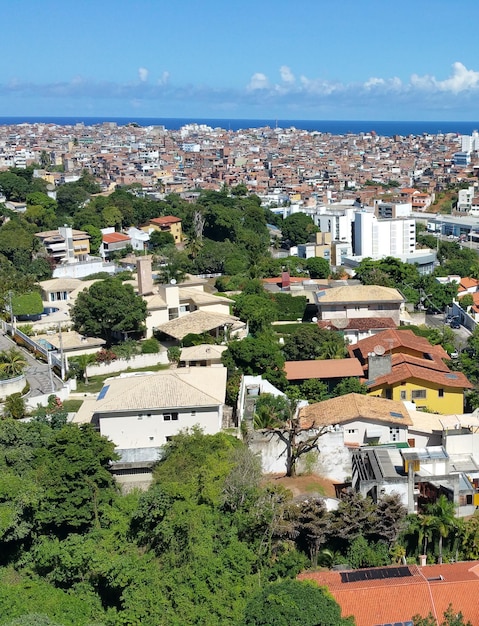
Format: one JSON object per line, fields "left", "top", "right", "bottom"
{"left": 0, "top": 331, "right": 63, "bottom": 398}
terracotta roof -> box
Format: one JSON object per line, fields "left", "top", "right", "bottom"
{"left": 150, "top": 215, "right": 181, "bottom": 225}
{"left": 102, "top": 232, "right": 131, "bottom": 244}
{"left": 349, "top": 329, "right": 450, "bottom": 363}
{"left": 368, "top": 361, "right": 473, "bottom": 390}
{"left": 459, "top": 277, "right": 479, "bottom": 290}
{"left": 299, "top": 562, "right": 479, "bottom": 626}
{"left": 317, "top": 317, "right": 397, "bottom": 332}
{"left": 299, "top": 393, "right": 412, "bottom": 429}
{"left": 285, "top": 358, "right": 363, "bottom": 381}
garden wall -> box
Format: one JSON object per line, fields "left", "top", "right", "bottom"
{"left": 85, "top": 351, "right": 169, "bottom": 377}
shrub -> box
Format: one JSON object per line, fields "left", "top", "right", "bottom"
{"left": 95, "top": 349, "right": 117, "bottom": 364}
{"left": 141, "top": 337, "right": 160, "bottom": 354}
{"left": 271, "top": 293, "right": 307, "bottom": 321}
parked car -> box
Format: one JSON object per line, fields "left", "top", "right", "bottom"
{"left": 450, "top": 320, "right": 460, "bottom": 329}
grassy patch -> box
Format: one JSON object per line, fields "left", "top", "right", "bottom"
{"left": 75, "top": 363, "right": 170, "bottom": 393}
{"left": 62, "top": 399, "right": 84, "bottom": 413}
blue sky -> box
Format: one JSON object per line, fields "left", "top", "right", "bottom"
{"left": 3, "top": 0, "right": 479, "bottom": 120}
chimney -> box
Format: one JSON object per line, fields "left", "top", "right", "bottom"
{"left": 136, "top": 256, "right": 154, "bottom": 295}
{"left": 368, "top": 353, "right": 392, "bottom": 382}
{"left": 281, "top": 270, "right": 291, "bottom": 289}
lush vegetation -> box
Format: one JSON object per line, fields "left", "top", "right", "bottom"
{"left": 1, "top": 422, "right": 476, "bottom": 624}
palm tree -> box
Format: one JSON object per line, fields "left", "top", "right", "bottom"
{"left": 425, "top": 495, "right": 457, "bottom": 564}
{"left": 0, "top": 348, "right": 27, "bottom": 379}
{"left": 74, "top": 353, "right": 96, "bottom": 385}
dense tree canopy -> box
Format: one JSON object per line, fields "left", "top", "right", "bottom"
{"left": 71, "top": 277, "right": 148, "bottom": 342}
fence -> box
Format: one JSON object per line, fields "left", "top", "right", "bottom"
{"left": 4, "top": 323, "right": 64, "bottom": 371}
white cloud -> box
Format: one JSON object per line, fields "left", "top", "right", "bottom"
{"left": 158, "top": 71, "right": 170, "bottom": 85}
{"left": 138, "top": 67, "right": 149, "bottom": 82}
{"left": 411, "top": 62, "right": 479, "bottom": 93}
{"left": 247, "top": 72, "right": 269, "bottom": 91}
{"left": 280, "top": 65, "right": 295, "bottom": 84}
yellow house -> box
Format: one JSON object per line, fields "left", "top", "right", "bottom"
{"left": 349, "top": 329, "right": 473, "bottom": 415}
{"left": 367, "top": 362, "right": 472, "bottom": 415}
{"left": 142, "top": 215, "right": 182, "bottom": 243}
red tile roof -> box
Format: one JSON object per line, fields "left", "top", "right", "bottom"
{"left": 368, "top": 360, "right": 473, "bottom": 390}
{"left": 150, "top": 215, "right": 182, "bottom": 225}
{"left": 299, "top": 562, "right": 479, "bottom": 626}
{"left": 285, "top": 358, "right": 363, "bottom": 381}
{"left": 349, "top": 329, "right": 450, "bottom": 363}
{"left": 459, "top": 277, "right": 479, "bottom": 291}
{"left": 317, "top": 317, "right": 397, "bottom": 332}
{"left": 102, "top": 232, "right": 131, "bottom": 244}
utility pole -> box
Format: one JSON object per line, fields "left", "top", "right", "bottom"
{"left": 58, "top": 322, "right": 65, "bottom": 380}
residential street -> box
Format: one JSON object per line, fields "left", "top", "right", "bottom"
{"left": 425, "top": 313, "right": 471, "bottom": 351}
{"left": 0, "top": 331, "right": 63, "bottom": 398}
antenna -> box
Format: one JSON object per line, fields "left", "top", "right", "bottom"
{"left": 332, "top": 317, "right": 348, "bottom": 330}
{"left": 373, "top": 344, "right": 386, "bottom": 356}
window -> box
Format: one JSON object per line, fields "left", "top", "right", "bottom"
{"left": 163, "top": 412, "right": 179, "bottom": 421}
{"left": 438, "top": 389, "right": 444, "bottom": 398}
{"left": 346, "top": 429, "right": 357, "bottom": 434}
{"left": 400, "top": 390, "right": 407, "bottom": 400}
{"left": 390, "top": 427, "right": 400, "bottom": 442}
{"left": 411, "top": 389, "right": 427, "bottom": 400}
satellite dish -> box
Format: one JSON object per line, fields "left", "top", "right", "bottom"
{"left": 312, "top": 317, "right": 318, "bottom": 323}
{"left": 332, "top": 317, "right": 349, "bottom": 330}
{"left": 374, "top": 344, "right": 386, "bottom": 356}
{"left": 170, "top": 279, "right": 177, "bottom": 285}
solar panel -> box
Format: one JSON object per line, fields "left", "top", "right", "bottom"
{"left": 373, "top": 622, "right": 413, "bottom": 626}
{"left": 97, "top": 384, "right": 110, "bottom": 400}
{"left": 340, "top": 566, "right": 411, "bottom": 583}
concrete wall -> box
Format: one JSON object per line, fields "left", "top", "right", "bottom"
{"left": 85, "top": 351, "right": 168, "bottom": 377}
{"left": 248, "top": 429, "right": 352, "bottom": 482}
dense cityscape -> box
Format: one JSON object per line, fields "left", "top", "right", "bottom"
{"left": 0, "top": 117, "right": 478, "bottom": 625}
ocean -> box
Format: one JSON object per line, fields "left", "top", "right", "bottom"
{"left": 0, "top": 117, "right": 478, "bottom": 137}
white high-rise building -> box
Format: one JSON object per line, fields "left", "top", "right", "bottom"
{"left": 354, "top": 211, "right": 416, "bottom": 258}
{"left": 461, "top": 130, "right": 479, "bottom": 152}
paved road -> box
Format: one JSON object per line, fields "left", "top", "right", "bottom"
{"left": 425, "top": 313, "right": 471, "bottom": 351}
{"left": 0, "top": 331, "right": 63, "bottom": 398}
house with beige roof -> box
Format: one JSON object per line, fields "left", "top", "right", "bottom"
{"left": 74, "top": 367, "right": 227, "bottom": 488}
{"left": 314, "top": 284, "right": 405, "bottom": 325}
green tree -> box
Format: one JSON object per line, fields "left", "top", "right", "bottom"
{"left": 281, "top": 213, "right": 318, "bottom": 246}
{"left": 234, "top": 293, "right": 278, "bottom": 335}
{"left": 149, "top": 229, "right": 175, "bottom": 251}
{"left": 3, "top": 393, "right": 27, "bottom": 420}
{"left": 222, "top": 333, "right": 287, "bottom": 389}
{"left": 296, "top": 497, "right": 331, "bottom": 566}
{"left": 306, "top": 256, "right": 330, "bottom": 279}
{"left": 242, "top": 579, "right": 353, "bottom": 626}
{"left": 254, "top": 394, "right": 291, "bottom": 429}
{"left": 35, "top": 423, "right": 118, "bottom": 535}
{"left": 332, "top": 378, "right": 368, "bottom": 397}
{"left": 413, "top": 605, "right": 472, "bottom": 626}
{"left": 71, "top": 277, "right": 147, "bottom": 342}
{"left": 424, "top": 494, "right": 458, "bottom": 564}
{"left": 282, "top": 326, "right": 347, "bottom": 362}
{"left": 0, "top": 348, "right": 27, "bottom": 379}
